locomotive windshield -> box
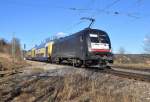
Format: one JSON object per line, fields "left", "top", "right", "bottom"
{"left": 89, "top": 34, "right": 99, "bottom": 43}
{"left": 99, "top": 35, "right": 109, "bottom": 43}
{"left": 89, "top": 33, "right": 109, "bottom": 43}
{"left": 90, "top": 37, "right": 100, "bottom": 43}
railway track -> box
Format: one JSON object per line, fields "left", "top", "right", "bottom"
{"left": 48, "top": 62, "right": 150, "bottom": 82}
{"left": 28, "top": 61, "right": 150, "bottom": 82}
{"left": 89, "top": 67, "right": 150, "bottom": 82}
{"left": 2, "top": 60, "right": 149, "bottom": 84}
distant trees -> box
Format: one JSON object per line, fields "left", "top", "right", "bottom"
{"left": 116, "top": 47, "right": 128, "bottom": 64}
{"left": 0, "top": 39, "right": 7, "bottom": 52}
{"left": 0, "top": 37, "right": 22, "bottom": 60}
{"left": 118, "top": 47, "right": 126, "bottom": 54}
{"left": 143, "top": 35, "right": 150, "bottom": 54}
{"left": 0, "top": 39, "right": 11, "bottom": 53}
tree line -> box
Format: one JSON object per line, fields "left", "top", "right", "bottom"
{"left": 117, "top": 35, "right": 150, "bottom": 54}
{"left": 0, "top": 38, "right": 23, "bottom": 60}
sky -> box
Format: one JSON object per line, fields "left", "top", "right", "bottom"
{"left": 0, "top": 0, "right": 150, "bottom": 54}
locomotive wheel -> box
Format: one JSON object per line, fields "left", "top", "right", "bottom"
{"left": 55, "top": 58, "right": 61, "bottom": 64}
{"left": 99, "top": 60, "right": 107, "bottom": 69}
{"left": 51, "top": 57, "right": 61, "bottom": 64}
{"left": 74, "top": 59, "right": 82, "bottom": 67}
{"left": 81, "top": 60, "right": 89, "bottom": 68}
{"left": 47, "top": 57, "right": 51, "bottom": 63}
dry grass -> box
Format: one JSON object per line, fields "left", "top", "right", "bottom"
{"left": 56, "top": 74, "right": 139, "bottom": 102}
{"left": 113, "top": 62, "right": 150, "bottom": 70}
{"left": 113, "top": 54, "right": 150, "bottom": 69}
{"left": 0, "top": 53, "right": 30, "bottom": 71}
{"left": 1, "top": 71, "right": 149, "bottom": 102}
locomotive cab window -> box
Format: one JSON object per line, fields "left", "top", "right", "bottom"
{"left": 99, "top": 35, "right": 109, "bottom": 43}
{"left": 89, "top": 34, "right": 99, "bottom": 43}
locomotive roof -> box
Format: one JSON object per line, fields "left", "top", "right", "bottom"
{"left": 83, "top": 28, "right": 107, "bottom": 34}
{"left": 69, "top": 28, "right": 108, "bottom": 36}
{"left": 55, "top": 28, "right": 108, "bottom": 42}
{"left": 29, "top": 28, "right": 107, "bottom": 51}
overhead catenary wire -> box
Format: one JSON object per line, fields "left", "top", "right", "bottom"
{"left": 136, "top": 0, "right": 144, "bottom": 6}
{"left": 90, "top": 0, "right": 140, "bottom": 19}
{"left": 78, "top": 0, "right": 96, "bottom": 16}
{"left": 101, "top": 0, "right": 121, "bottom": 11}
{"left": 65, "top": 20, "right": 85, "bottom": 34}
{"left": 91, "top": 0, "right": 121, "bottom": 18}
{"left": 8, "top": 0, "right": 147, "bottom": 19}
{"left": 58, "top": 2, "right": 141, "bottom": 33}
{"left": 78, "top": 3, "right": 142, "bottom": 19}
{"left": 65, "top": 6, "right": 141, "bottom": 19}
{"left": 50, "top": 0, "right": 144, "bottom": 34}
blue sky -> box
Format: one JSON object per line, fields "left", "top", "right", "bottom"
{"left": 0, "top": 0, "right": 150, "bottom": 54}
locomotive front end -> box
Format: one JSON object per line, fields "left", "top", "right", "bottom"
{"left": 86, "top": 30, "right": 113, "bottom": 66}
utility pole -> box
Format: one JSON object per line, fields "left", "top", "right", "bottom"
{"left": 12, "top": 33, "right": 15, "bottom": 63}
{"left": 20, "top": 47, "right": 23, "bottom": 60}
{"left": 23, "top": 44, "right": 26, "bottom": 60}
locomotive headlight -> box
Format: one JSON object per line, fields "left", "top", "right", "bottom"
{"left": 88, "top": 48, "right": 92, "bottom": 52}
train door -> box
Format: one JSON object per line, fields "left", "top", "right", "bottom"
{"left": 45, "top": 47, "right": 48, "bottom": 57}
{"left": 34, "top": 50, "right": 35, "bottom": 57}
{"left": 32, "top": 49, "right": 35, "bottom": 57}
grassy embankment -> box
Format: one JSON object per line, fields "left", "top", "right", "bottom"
{"left": 0, "top": 38, "right": 29, "bottom": 71}
{"left": 113, "top": 54, "right": 150, "bottom": 69}
{"left": 0, "top": 53, "right": 28, "bottom": 71}
{"left": 12, "top": 73, "right": 145, "bottom": 102}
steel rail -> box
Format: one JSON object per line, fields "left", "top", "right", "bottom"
{"left": 100, "top": 68, "right": 150, "bottom": 82}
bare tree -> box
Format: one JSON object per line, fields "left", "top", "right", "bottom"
{"left": 0, "top": 39, "right": 7, "bottom": 51}
{"left": 143, "top": 35, "right": 150, "bottom": 54}
{"left": 11, "top": 38, "right": 22, "bottom": 59}
{"left": 118, "top": 47, "right": 126, "bottom": 54}
{"left": 0, "top": 39, "right": 11, "bottom": 53}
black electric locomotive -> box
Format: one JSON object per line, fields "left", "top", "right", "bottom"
{"left": 51, "top": 28, "right": 113, "bottom": 67}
